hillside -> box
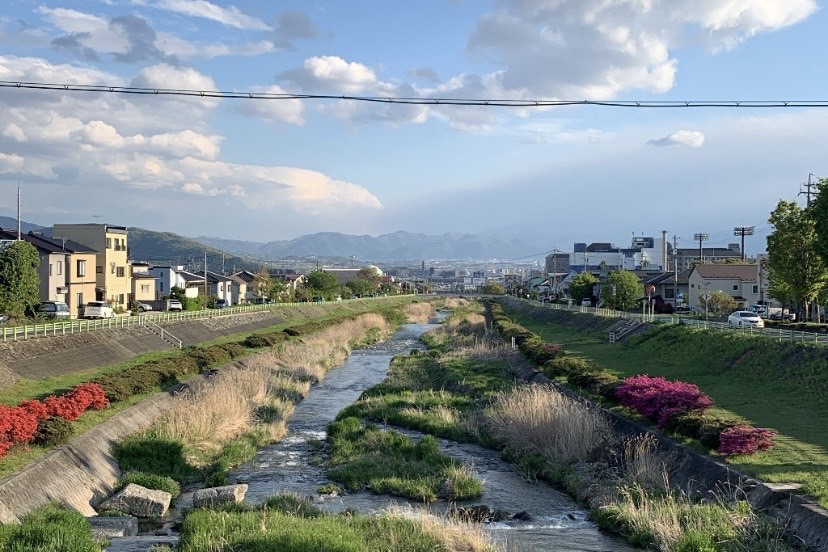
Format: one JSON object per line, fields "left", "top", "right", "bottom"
{"left": 195, "top": 230, "right": 542, "bottom": 261}
{"left": 127, "top": 228, "right": 259, "bottom": 272}
{"left": 0, "top": 216, "right": 44, "bottom": 234}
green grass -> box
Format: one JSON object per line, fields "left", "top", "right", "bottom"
{"left": 0, "top": 503, "right": 103, "bottom": 551}
{"left": 178, "top": 494, "right": 454, "bottom": 552}
{"left": 326, "top": 417, "right": 482, "bottom": 502}
{"left": 502, "top": 301, "right": 828, "bottom": 508}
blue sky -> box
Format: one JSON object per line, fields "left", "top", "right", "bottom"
{"left": 0, "top": 0, "right": 825, "bottom": 257}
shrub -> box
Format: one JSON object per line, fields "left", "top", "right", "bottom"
{"left": 219, "top": 342, "right": 246, "bottom": 358}
{"left": 664, "top": 411, "right": 736, "bottom": 450}
{"left": 33, "top": 416, "right": 75, "bottom": 446}
{"left": 543, "top": 356, "right": 590, "bottom": 378}
{"left": 189, "top": 345, "right": 232, "bottom": 368}
{"left": 616, "top": 375, "right": 713, "bottom": 428}
{"left": 0, "top": 404, "right": 38, "bottom": 457}
{"left": 569, "top": 370, "right": 622, "bottom": 399}
{"left": 115, "top": 471, "right": 181, "bottom": 498}
{"left": 244, "top": 332, "right": 287, "bottom": 348}
{"left": 718, "top": 426, "right": 777, "bottom": 457}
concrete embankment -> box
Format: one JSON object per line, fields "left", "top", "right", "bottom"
{"left": 516, "top": 363, "right": 828, "bottom": 552}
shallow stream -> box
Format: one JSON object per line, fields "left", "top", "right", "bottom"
{"left": 224, "top": 321, "right": 635, "bottom": 551}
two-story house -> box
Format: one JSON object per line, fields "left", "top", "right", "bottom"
{"left": 687, "top": 264, "right": 760, "bottom": 310}
{"left": 52, "top": 224, "right": 131, "bottom": 310}
{"left": 0, "top": 230, "right": 97, "bottom": 318}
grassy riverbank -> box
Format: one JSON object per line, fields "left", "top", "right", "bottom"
{"left": 501, "top": 299, "right": 828, "bottom": 508}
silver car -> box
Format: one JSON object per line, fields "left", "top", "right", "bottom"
{"left": 727, "top": 310, "right": 764, "bottom": 328}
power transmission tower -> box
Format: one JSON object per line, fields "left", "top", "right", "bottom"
{"left": 693, "top": 233, "right": 709, "bottom": 264}
{"left": 733, "top": 226, "right": 755, "bottom": 261}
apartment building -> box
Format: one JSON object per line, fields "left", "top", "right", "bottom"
{"left": 52, "top": 224, "right": 131, "bottom": 310}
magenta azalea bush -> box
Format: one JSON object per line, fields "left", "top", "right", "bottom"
{"left": 718, "top": 425, "right": 777, "bottom": 457}
{"left": 615, "top": 374, "right": 714, "bottom": 428}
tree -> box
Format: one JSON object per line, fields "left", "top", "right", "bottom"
{"left": 813, "top": 177, "right": 828, "bottom": 265}
{"left": 699, "top": 290, "right": 737, "bottom": 317}
{"left": 601, "top": 270, "right": 643, "bottom": 310}
{"left": 304, "top": 270, "right": 340, "bottom": 299}
{"left": 482, "top": 282, "right": 505, "bottom": 295}
{"left": 346, "top": 278, "right": 375, "bottom": 297}
{"left": 766, "top": 200, "right": 827, "bottom": 318}
{"left": 569, "top": 272, "right": 598, "bottom": 303}
{"left": 251, "top": 266, "right": 273, "bottom": 300}
{"left": 0, "top": 241, "right": 40, "bottom": 318}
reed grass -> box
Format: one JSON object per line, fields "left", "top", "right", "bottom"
{"left": 403, "top": 302, "right": 436, "bottom": 323}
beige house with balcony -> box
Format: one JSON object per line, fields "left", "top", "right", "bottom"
{"left": 687, "top": 264, "right": 760, "bottom": 311}
{"left": 53, "top": 224, "right": 131, "bottom": 310}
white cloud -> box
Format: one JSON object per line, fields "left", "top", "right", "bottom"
{"left": 153, "top": 0, "right": 270, "bottom": 31}
{"left": 235, "top": 85, "right": 305, "bottom": 125}
{"left": 287, "top": 56, "right": 378, "bottom": 94}
{"left": 647, "top": 130, "right": 705, "bottom": 147}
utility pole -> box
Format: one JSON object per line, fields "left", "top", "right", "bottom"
{"left": 800, "top": 173, "right": 818, "bottom": 207}
{"left": 733, "top": 226, "right": 755, "bottom": 261}
{"left": 204, "top": 251, "right": 208, "bottom": 302}
{"left": 16, "top": 180, "right": 21, "bottom": 240}
{"left": 693, "top": 233, "right": 709, "bottom": 264}
{"left": 673, "top": 235, "right": 679, "bottom": 307}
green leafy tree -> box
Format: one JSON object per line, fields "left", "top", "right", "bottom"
{"left": 346, "top": 278, "right": 375, "bottom": 297}
{"left": 699, "top": 290, "right": 737, "bottom": 317}
{"left": 812, "top": 177, "right": 828, "bottom": 265}
{"left": 482, "top": 282, "right": 505, "bottom": 295}
{"left": 767, "top": 199, "right": 827, "bottom": 317}
{"left": 601, "top": 270, "right": 643, "bottom": 310}
{"left": 304, "top": 270, "right": 340, "bottom": 299}
{"left": 0, "top": 241, "right": 40, "bottom": 318}
{"left": 569, "top": 272, "right": 598, "bottom": 303}
{"left": 251, "top": 267, "right": 273, "bottom": 300}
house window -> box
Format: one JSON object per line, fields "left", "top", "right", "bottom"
{"left": 141, "top": 284, "right": 149, "bottom": 293}
{"left": 56, "top": 261, "right": 63, "bottom": 276}
{"left": 116, "top": 266, "right": 125, "bottom": 277}
{"left": 733, "top": 284, "right": 739, "bottom": 291}
{"left": 106, "top": 238, "right": 112, "bottom": 249}
{"left": 76, "top": 292, "right": 83, "bottom": 308}
{"left": 118, "top": 294, "right": 125, "bottom": 305}
{"left": 665, "top": 288, "right": 675, "bottom": 299}
{"left": 96, "top": 265, "right": 103, "bottom": 274}
{"left": 49, "top": 263, "right": 53, "bottom": 276}
{"left": 160, "top": 282, "right": 164, "bottom": 292}
{"left": 752, "top": 285, "right": 759, "bottom": 294}
{"left": 77, "top": 260, "right": 86, "bottom": 277}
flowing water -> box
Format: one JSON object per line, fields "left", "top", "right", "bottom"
{"left": 227, "top": 321, "right": 635, "bottom": 552}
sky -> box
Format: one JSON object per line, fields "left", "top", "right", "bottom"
{"left": 0, "top": 0, "right": 826, "bottom": 258}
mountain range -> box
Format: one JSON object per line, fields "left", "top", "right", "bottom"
{"left": 0, "top": 216, "right": 544, "bottom": 265}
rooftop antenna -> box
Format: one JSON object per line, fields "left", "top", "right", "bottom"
{"left": 92, "top": 214, "right": 103, "bottom": 224}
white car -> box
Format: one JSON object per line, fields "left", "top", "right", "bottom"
{"left": 727, "top": 310, "right": 764, "bottom": 328}
{"left": 84, "top": 301, "right": 115, "bottom": 319}
{"left": 581, "top": 298, "right": 592, "bottom": 307}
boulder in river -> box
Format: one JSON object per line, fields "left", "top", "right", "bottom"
{"left": 99, "top": 484, "right": 171, "bottom": 518}
{"left": 192, "top": 484, "right": 248, "bottom": 508}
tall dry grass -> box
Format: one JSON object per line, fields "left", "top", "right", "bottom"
{"left": 383, "top": 505, "right": 500, "bottom": 552}
{"left": 404, "top": 302, "right": 436, "bottom": 323}
{"left": 484, "top": 384, "right": 610, "bottom": 464}
{"left": 441, "top": 297, "right": 471, "bottom": 309}
{"left": 153, "top": 313, "right": 391, "bottom": 462}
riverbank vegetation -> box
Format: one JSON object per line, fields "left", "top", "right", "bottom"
{"left": 331, "top": 301, "right": 793, "bottom": 551}
{"left": 501, "top": 298, "right": 828, "bottom": 508}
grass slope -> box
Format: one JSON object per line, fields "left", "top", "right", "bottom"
{"left": 502, "top": 301, "right": 828, "bottom": 507}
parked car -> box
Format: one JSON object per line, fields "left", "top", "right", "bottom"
{"left": 167, "top": 299, "right": 183, "bottom": 312}
{"left": 138, "top": 302, "right": 153, "bottom": 312}
{"left": 0, "top": 314, "right": 8, "bottom": 324}
{"left": 83, "top": 301, "right": 114, "bottom": 319}
{"left": 213, "top": 299, "right": 230, "bottom": 308}
{"left": 581, "top": 298, "right": 592, "bottom": 307}
{"left": 38, "top": 301, "right": 71, "bottom": 320}
{"left": 727, "top": 310, "right": 764, "bottom": 328}
{"left": 770, "top": 310, "right": 796, "bottom": 322}
{"left": 253, "top": 297, "right": 273, "bottom": 304}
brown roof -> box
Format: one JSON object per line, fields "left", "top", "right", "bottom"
{"left": 693, "top": 264, "right": 757, "bottom": 282}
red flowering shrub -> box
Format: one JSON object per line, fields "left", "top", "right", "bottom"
{"left": 0, "top": 404, "right": 39, "bottom": 459}
{"left": 69, "top": 383, "right": 108, "bottom": 411}
{"left": 718, "top": 426, "right": 777, "bottom": 457}
{"left": 18, "top": 399, "right": 49, "bottom": 421}
{"left": 44, "top": 383, "right": 108, "bottom": 421}
{"left": 615, "top": 374, "right": 714, "bottom": 428}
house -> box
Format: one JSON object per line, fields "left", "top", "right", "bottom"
{"left": 645, "top": 269, "right": 692, "bottom": 307}
{"left": 193, "top": 270, "right": 235, "bottom": 304}
{"left": 0, "top": 230, "right": 97, "bottom": 318}
{"left": 147, "top": 266, "right": 192, "bottom": 298}
{"left": 687, "top": 264, "right": 760, "bottom": 310}
{"left": 228, "top": 274, "right": 250, "bottom": 304}
{"left": 52, "top": 224, "right": 131, "bottom": 310}
{"left": 130, "top": 262, "right": 157, "bottom": 306}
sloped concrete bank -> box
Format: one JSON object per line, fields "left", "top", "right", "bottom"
{"left": 515, "top": 363, "right": 828, "bottom": 552}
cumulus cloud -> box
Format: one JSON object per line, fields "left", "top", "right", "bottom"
{"left": 235, "top": 84, "right": 305, "bottom": 125}
{"left": 272, "top": 10, "right": 318, "bottom": 49}
{"left": 647, "top": 130, "right": 705, "bottom": 147}
{"left": 153, "top": 0, "right": 270, "bottom": 31}
{"left": 281, "top": 56, "right": 378, "bottom": 94}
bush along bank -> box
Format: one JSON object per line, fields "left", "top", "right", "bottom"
{"left": 484, "top": 299, "right": 801, "bottom": 551}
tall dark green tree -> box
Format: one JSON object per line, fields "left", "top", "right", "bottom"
{"left": 0, "top": 241, "right": 40, "bottom": 318}
{"left": 766, "top": 199, "right": 827, "bottom": 316}
{"left": 601, "top": 270, "right": 643, "bottom": 310}
{"left": 812, "top": 177, "right": 828, "bottom": 265}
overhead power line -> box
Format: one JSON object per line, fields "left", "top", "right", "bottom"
{"left": 2, "top": 80, "right": 828, "bottom": 108}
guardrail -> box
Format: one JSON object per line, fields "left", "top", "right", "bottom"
{"left": 0, "top": 295, "right": 401, "bottom": 344}
{"left": 513, "top": 298, "right": 828, "bottom": 347}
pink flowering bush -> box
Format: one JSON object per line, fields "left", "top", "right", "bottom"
{"left": 615, "top": 374, "right": 714, "bottom": 428}
{"left": 718, "top": 425, "right": 777, "bottom": 457}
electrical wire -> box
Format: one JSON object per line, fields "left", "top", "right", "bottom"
{"left": 2, "top": 80, "right": 828, "bottom": 108}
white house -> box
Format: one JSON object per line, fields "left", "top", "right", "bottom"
{"left": 687, "top": 264, "right": 760, "bottom": 310}
{"left": 147, "top": 266, "right": 192, "bottom": 298}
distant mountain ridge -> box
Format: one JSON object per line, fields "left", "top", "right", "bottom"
{"left": 0, "top": 216, "right": 44, "bottom": 234}
{"left": 194, "top": 231, "right": 543, "bottom": 261}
